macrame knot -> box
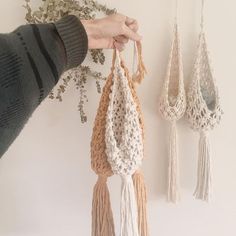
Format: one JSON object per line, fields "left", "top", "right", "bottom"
{"left": 171, "top": 120, "right": 176, "bottom": 129}
{"left": 134, "top": 169, "right": 142, "bottom": 175}
{"left": 98, "top": 175, "right": 108, "bottom": 183}
{"left": 121, "top": 175, "right": 133, "bottom": 184}
{"left": 200, "top": 130, "right": 208, "bottom": 138}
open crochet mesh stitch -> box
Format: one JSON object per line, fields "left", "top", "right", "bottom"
{"left": 159, "top": 24, "right": 186, "bottom": 122}
{"left": 185, "top": 31, "right": 222, "bottom": 132}
{"left": 105, "top": 55, "right": 144, "bottom": 177}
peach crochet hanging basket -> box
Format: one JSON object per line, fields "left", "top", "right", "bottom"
{"left": 159, "top": 0, "right": 186, "bottom": 203}
{"left": 91, "top": 42, "right": 149, "bottom": 236}
{"left": 185, "top": 0, "right": 223, "bottom": 201}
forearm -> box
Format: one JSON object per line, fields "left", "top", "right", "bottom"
{"left": 0, "top": 15, "right": 88, "bottom": 158}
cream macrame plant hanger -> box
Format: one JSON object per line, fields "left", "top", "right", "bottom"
{"left": 159, "top": 0, "right": 186, "bottom": 203}
{"left": 185, "top": 0, "right": 223, "bottom": 202}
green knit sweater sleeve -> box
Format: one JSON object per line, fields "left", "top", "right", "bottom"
{"left": 0, "top": 15, "right": 88, "bottom": 158}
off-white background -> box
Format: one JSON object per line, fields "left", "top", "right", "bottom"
{"left": 0, "top": 0, "right": 236, "bottom": 235}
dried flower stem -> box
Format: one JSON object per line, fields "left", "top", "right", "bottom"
{"left": 23, "top": 0, "right": 115, "bottom": 123}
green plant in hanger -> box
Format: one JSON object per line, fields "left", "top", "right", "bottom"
{"left": 23, "top": 0, "right": 116, "bottom": 123}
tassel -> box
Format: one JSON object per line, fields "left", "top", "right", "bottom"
{"left": 120, "top": 175, "right": 139, "bottom": 236}
{"left": 167, "top": 121, "right": 180, "bottom": 203}
{"left": 194, "top": 131, "right": 212, "bottom": 201}
{"left": 92, "top": 175, "right": 115, "bottom": 236}
{"left": 132, "top": 171, "right": 149, "bottom": 236}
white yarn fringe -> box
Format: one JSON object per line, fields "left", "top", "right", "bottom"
{"left": 120, "top": 175, "right": 139, "bottom": 236}
{"left": 167, "top": 121, "right": 180, "bottom": 203}
{"left": 194, "top": 131, "right": 212, "bottom": 202}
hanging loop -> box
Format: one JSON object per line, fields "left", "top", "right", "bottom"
{"left": 132, "top": 41, "right": 147, "bottom": 84}
{"left": 111, "top": 41, "right": 146, "bottom": 84}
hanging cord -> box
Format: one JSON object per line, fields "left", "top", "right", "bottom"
{"left": 132, "top": 41, "right": 137, "bottom": 76}
{"left": 200, "top": 0, "right": 205, "bottom": 31}
{"left": 111, "top": 49, "right": 118, "bottom": 74}
{"left": 173, "top": 0, "right": 179, "bottom": 49}
{"left": 116, "top": 49, "right": 122, "bottom": 67}
{"left": 174, "top": 0, "right": 179, "bottom": 25}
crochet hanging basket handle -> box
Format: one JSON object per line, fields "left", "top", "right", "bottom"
{"left": 159, "top": 0, "right": 186, "bottom": 203}
{"left": 132, "top": 41, "right": 147, "bottom": 84}
{"left": 186, "top": 0, "right": 223, "bottom": 202}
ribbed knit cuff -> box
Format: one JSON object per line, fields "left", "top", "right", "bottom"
{"left": 54, "top": 15, "right": 88, "bottom": 69}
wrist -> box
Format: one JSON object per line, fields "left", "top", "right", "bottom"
{"left": 81, "top": 19, "right": 101, "bottom": 49}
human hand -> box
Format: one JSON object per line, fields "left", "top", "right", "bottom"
{"left": 81, "top": 13, "right": 141, "bottom": 51}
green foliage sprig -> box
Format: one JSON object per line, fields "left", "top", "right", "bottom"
{"left": 23, "top": 0, "right": 115, "bottom": 123}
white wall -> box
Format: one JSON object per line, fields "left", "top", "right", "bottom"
{"left": 0, "top": 0, "right": 236, "bottom": 235}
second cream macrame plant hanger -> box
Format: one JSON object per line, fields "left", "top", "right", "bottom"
{"left": 159, "top": 0, "right": 186, "bottom": 203}
{"left": 186, "top": 0, "right": 223, "bottom": 202}
{"left": 91, "top": 42, "right": 149, "bottom": 236}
